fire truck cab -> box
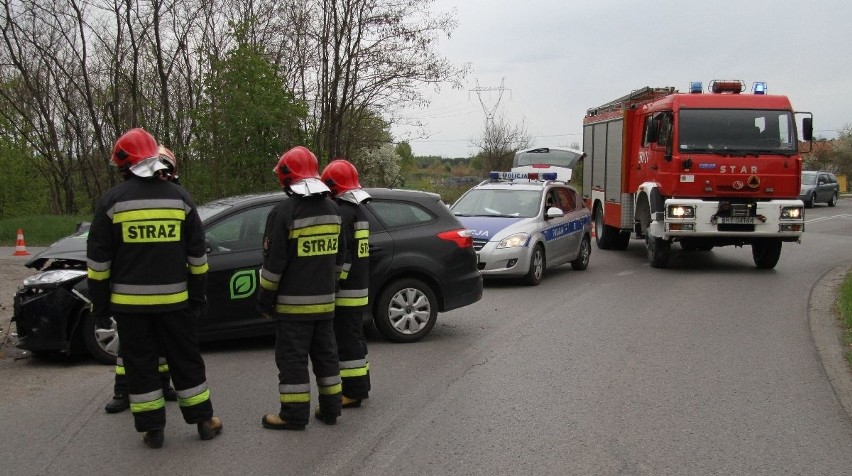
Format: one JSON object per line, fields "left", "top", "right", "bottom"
{"left": 582, "top": 80, "right": 812, "bottom": 269}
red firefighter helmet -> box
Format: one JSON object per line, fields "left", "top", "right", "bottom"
{"left": 274, "top": 146, "right": 320, "bottom": 187}
{"left": 321, "top": 159, "right": 362, "bottom": 195}
{"left": 112, "top": 128, "right": 164, "bottom": 177}
{"left": 158, "top": 145, "right": 177, "bottom": 173}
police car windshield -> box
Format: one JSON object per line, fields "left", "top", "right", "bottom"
{"left": 452, "top": 189, "right": 540, "bottom": 218}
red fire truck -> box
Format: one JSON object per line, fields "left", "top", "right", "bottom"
{"left": 581, "top": 80, "right": 812, "bottom": 269}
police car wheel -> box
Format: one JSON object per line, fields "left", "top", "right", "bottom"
{"left": 374, "top": 278, "right": 438, "bottom": 343}
{"left": 81, "top": 309, "right": 119, "bottom": 365}
{"left": 571, "top": 236, "right": 591, "bottom": 270}
{"left": 523, "top": 244, "right": 545, "bottom": 286}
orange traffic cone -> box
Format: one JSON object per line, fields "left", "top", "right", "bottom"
{"left": 13, "top": 228, "right": 30, "bottom": 256}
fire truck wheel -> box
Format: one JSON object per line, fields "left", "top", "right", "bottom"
{"left": 571, "top": 235, "right": 591, "bottom": 270}
{"left": 613, "top": 231, "right": 630, "bottom": 250}
{"left": 594, "top": 205, "right": 623, "bottom": 250}
{"left": 752, "top": 239, "right": 782, "bottom": 269}
{"left": 646, "top": 234, "right": 671, "bottom": 269}
{"left": 523, "top": 244, "right": 545, "bottom": 285}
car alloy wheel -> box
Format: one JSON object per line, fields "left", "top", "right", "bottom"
{"left": 374, "top": 278, "right": 438, "bottom": 343}
{"left": 82, "top": 309, "right": 120, "bottom": 365}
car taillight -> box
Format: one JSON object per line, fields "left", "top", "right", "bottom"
{"left": 437, "top": 228, "right": 473, "bottom": 248}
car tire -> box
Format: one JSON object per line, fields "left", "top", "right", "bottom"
{"left": 829, "top": 192, "right": 838, "bottom": 207}
{"left": 523, "top": 244, "right": 545, "bottom": 285}
{"left": 571, "top": 235, "right": 591, "bottom": 270}
{"left": 804, "top": 193, "right": 815, "bottom": 208}
{"left": 373, "top": 278, "right": 438, "bottom": 343}
{"left": 81, "top": 308, "right": 119, "bottom": 365}
{"left": 752, "top": 239, "right": 782, "bottom": 269}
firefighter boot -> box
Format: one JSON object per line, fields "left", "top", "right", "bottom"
{"left": 143, "top": 429, "right": 164, "bottom": 449}
{"left": 314, "top": 406, "right": 337, "bottom": 425}
{"left": 197, "top": 416, "right": 223, "bottom": 440}
{"left": 342, "top": 395, "right": 362, "bottom": 408}
{"left": 261, "top": 414, "right": 305, "bottom": 431}
{"left": 104, "top": 394, "right": 129, "bottom": 413}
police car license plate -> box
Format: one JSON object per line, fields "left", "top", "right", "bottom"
{"left": 718, "top": 217, "right": 753, "bottom": 224}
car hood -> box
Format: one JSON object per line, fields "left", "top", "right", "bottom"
{"left": 457, "top": 216, "right": 530, "bottom": 242}
{"left": 25, "top": 232, "right": 88, "bottom": 270}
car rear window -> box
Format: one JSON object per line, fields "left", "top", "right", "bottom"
{"left": 369, "top": 200, "right": 435, "bottom": 228}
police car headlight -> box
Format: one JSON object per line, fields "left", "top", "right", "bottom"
{"left": 667, "top": 205, "right": 695, "bottom": 219}
{"left": 497, "top": 233, "right": 530, "bottom": 249}
{"left": 781, "top": 206, "right": 803, "bottom": 220}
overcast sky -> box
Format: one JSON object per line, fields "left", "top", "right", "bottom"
{"left": 392, "top": 0, "right": 851, "bottom": 158}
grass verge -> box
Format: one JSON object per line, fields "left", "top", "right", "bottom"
{"left": 0, "top": 215, "right": 91, "bottom": 246}
{"left": 839, "top": 271, "right": 852, "bottom": 365}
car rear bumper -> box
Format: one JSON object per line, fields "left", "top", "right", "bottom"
{"left": 441, "top": 270, "right": 483, "bottom": 312}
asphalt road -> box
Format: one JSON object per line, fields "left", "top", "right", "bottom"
{"left": 0, "top": 200, "right": 851, "bottom": 474}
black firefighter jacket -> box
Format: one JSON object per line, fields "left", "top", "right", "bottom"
{"left": 86, "top": 177, "right": 208, "bottom": 316}
{"left": 258, "top": 195, "right": 345, "bottom": 321}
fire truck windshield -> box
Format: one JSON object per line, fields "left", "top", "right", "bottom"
{"left": 678, "top": 109, "right": 796, "bottom": 155}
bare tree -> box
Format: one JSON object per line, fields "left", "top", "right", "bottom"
{"left": 472, "top": 114, "right": 531, "bottom": 172}
{"left": 308, "top": 0, "right": 464, "bottom": 163}
{"left": 0, "top": 0, "right": 466, "bottom": 214}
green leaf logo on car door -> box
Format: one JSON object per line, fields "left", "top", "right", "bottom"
{"left": 230, "top": 269, "right": 258, "bottom": 299}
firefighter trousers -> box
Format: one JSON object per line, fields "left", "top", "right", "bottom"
{"left": 116, "top": 307, "right": 214, "bottom": 433}
{"left": 333, "top": 309, "right": 370, "bottom": 400}
{"left": 114, "top": 349, "right": 172, "bottom": 396}
{"left": 274, "top": 319, "right": 341, "bottom": 426}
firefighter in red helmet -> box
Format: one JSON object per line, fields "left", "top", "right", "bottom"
{"left": 259, "top": 146, "right": 346, "bottom": 430}
{"left": 104, "top": 143, "right": 181, "bottom": 414}
{"left": 87, "top": 128, "right": 221, "bottom": 448}
{"left": 158, "top": 145, "right": 180, "bottom": 184}
{"left": 321, "top": 159, "right": 371, "bottom": 409}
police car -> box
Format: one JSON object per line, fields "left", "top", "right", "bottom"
{"left": 450, "top": 171, "right": 592, "bottom": 285}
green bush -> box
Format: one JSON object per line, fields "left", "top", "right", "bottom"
{"left": 840, "top": 272, "right": 852, "bottom": 364}
{"left": 0, "top": 215, "right": 90, "bottom": 246}
{"left": 839, "top": 272, "right": 852, "bottom": 362}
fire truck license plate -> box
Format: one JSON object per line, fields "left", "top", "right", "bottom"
{"left": 718, "top": 217, "right": 753, "bottom": 224}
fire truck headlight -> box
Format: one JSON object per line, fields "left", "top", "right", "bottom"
{"left": 497, "top": 233, "right": 530, "bottom": 249}
{"left": 781, "top": 206, "right": 803, "bottom": 220}
{"left": 667, "top": 205, "right": 695, "bottom": 219}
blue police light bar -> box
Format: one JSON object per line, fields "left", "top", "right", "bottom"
{"left": 689, "top": 81, "right": 703, "bottom": 94}
{"left": 752, "top": 82, "right": 767, "bottom": 95}
{"left": 491, "top": 171, "right": 533, "bottom": 180}
{"left": 489, "top": 171, "right": 558, "bottom": 181}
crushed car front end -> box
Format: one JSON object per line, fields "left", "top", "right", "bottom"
{"left": 13, "top": 269, "right": 89, "bottom": 356}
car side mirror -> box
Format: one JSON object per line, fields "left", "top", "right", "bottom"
{"left": 545, "top": 207, "right": 564, "bottom": 219}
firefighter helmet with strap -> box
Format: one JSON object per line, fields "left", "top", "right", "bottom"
{"left": 112, "top": 128, "right": 166, "bottom": 178}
